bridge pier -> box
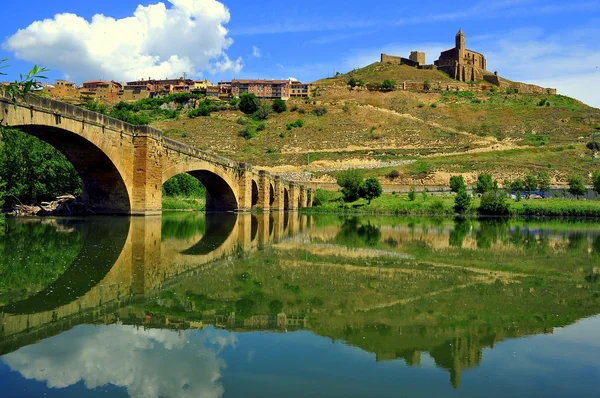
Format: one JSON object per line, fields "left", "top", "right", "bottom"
{"left": 271, "top": 176, "right": 285, "bottom": 211}
{"left": 258, "top": 170, "right": 272, "bottom": 211}
{"left": 132, "top": 132, "right": 163, "bottom": 215}
{"left": 289, "top": 183, "right": 300, "bottom": 211}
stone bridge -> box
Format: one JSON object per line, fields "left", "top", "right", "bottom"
{"left": 0, "top": 94, "right": 313, "bottom": 215}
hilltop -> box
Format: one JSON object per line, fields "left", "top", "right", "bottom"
{"left": 152, "top": 61, "right": 600, "bottom": 188}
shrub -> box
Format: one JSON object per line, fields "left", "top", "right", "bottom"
{"left": 313, "top": 106, "right": 327, "bottom": 116}
{"left": 272, "top": 98, "right": 287, "bottom": 113}
{"left": 239, "top": 93, "right": 260, "bottom": 114}
{"left": 380, "top": 79, "right": 397, "bottom": 91}
{"left": 313, "top": 189, "right": 329, "bottom": 206}
{"left": 479, "top": 190, "right": 509, "bottom": 215}
{"left": 236, "top": 117, "right": 247, "bottom": 125}
{"left": 424, "top": 80, "right": 431, "bottom": 90}
{"left": 279, "top": 132, "right": 285, "bottom": 138}
{"left": 290, "top": 105, "right": 298, "bottom": 112}
{"left": 386, "top": 169, "right": 400, "bottom": 180}
{"left": 298, "top": 108, "right": 306, "bottom": 114}
{"left": 454, "top": 188, "right": 471, "bottom": 214}
{"left": 238, "top": 125, "right": 257, "bottom": 140}
{"left": 256, "top": 122, "right": 266, "bottom": 131}
{"left": 294, "top": 119, "right": 304, "bottom": 128}
{"left": 188, "top": 105, "right": 210, "bottom": 118}
{"left": 342, "top": 104, "right": 349, "bottom": 112}
{"left": 449, "top": 175, "right": 466, "bottom": 193}
{"left": 253, "top": 102, "right": 271, "bottom": 120}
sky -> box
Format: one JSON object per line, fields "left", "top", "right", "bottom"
{"left": 0, "top": 0, "right": 599, "bottom": 107}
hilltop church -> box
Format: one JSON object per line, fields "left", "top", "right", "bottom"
{"left": 381, "top": 29, "right": 490, "bottom": 83}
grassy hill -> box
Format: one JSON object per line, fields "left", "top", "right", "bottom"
{"left": 151, "top": 62, "right": 600, "bottom": 187}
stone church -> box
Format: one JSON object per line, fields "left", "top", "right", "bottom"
{"left": 434, "top": 30, "right": 488, "bottom": 82}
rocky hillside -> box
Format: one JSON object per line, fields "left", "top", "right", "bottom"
{"left": 152, "top": 63, "right": 600, "bottom": 187}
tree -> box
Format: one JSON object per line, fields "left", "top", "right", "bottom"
{"left": 380, "top": 79, "right": 397, "bottom": 91}
{"left": 510, "top": 178, "right": 525, "bottom": 200}
{"left": 538, "top": 170, "right": 551, "bottom": 195}
{"left": 272, "top": 98, "right": 287, "bottom": 113}
{"left": 337, "top": 169, "right": 364, "bottom": 202}
{"left": 593, "top": 170, "right": 600, "bottom": 197}
{"left": 449, "top": 175, "right": 466, "bottom": 193}
{"left": 524, "top": 174, "right": 538, "bottom": 198}
{"left": 475, "top": 174, "right": 495, "bottom": 195}
{"left": 360, "top": 177, "right": 382, "bottom": 205}
{"left": 568, "top": 174, "right": 587, "bottom": 199}
{"left": 478, "top": 190, "right": 509, "bottom": 215}
{"left": 454, "top": 188, "right": 471, "bottom": 214}
{"left": 253, "top": 102, "right": 271, "bottom": 120}
{"left": 408, "top": 186, "right": 416, "bottom": 201}
{"left": 239, "top": 93, "right": 260, "bottom": 114}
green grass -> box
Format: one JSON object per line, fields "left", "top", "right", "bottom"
{"left": 305, "top": 191, "right": 600, "bottom": 217}
{"left": 162, "top": 196, "right": 205, "bottom": 211}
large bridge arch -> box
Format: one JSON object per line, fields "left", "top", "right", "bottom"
{"left": 10, "top": 125, "right": 131, "bottom": 213}
{"left": 162, "top": 161, "right": 240, "bottom": 212}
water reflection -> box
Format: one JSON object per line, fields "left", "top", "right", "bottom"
{"left": 1, "top": 214, "right": 600, "bottom": 396}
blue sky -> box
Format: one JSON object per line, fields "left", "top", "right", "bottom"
{"left": 1, "top": 0, "right": 599, "bottom": 106}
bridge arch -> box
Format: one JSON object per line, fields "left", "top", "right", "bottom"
{"left": 251, "top": 180, "right": 259, "bottom": 207}
{"left": 163, "top": 161, "right": 239, "bottom": 211}
{"left": 284, "top": 188, "right": 290, "bottom": 210}
{"left": 10, "top": 125, "right": 132, "bottom": 213}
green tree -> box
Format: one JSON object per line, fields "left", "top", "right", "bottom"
{"left": 239, "top": 93, "right": 260, "bottom": 114}
{"left": 538, "top": 170, "right": 551, "bottom": 195}
{"left": 0, "top": 127, "right": 82, "bottom": 204}
{"left": 478, "top": 190, "right": 509, "bottom": 215}
{"left": 253, "top": 102, "right": 271, "bottom": 120}
{"left": 524, "top": 174, "right": 538, "bottom": 198}
{"left": 408, "top": 186, "right": 417, "bottom": 201}
{"left": 454, "top": 188, "right": 471, "bottom": 214}
{"left": 449, "top": 175, "right": 466, "bottom": 193}
{"left": 163, "top": 174, "right": 206, "bottom": 198}
{"left": 510, "top": 178, "right": 525, "bottom": 200}
{"left": 592, "top": 170, "right": 600, "bottom": 197}
{"left": 272, "top": 98, "right": 287, "bottom": 113}
{"left": 337, "top": 169, "right": 364, "bottom": 202}
{"left": 360, "top": 177, "right": 382, "bottom": 205}
{"left": 380, "top": 79, "right": 397, "bottom": 91}
{"left": 476, "top": 174, "right": 495, "bottom": 195}
{"left": 568, "top": 174, "right": 587, "bottom": 199}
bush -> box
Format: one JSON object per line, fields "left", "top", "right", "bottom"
{"left": 386, "top": 169, "right": 400, "bottom": 180}
{"left": 188, "top": 105, "right": 210, "bottom": 118}
{"left": 253, "top": 102, "right": 271, "bottom": 120}
{"left": 272, "top": 98, "right": 287, "bottom": 113}
{"left": 236, "top": 117, "right": 247, "bottom": 125}
{"left": 424, "top": 80, "right": 431, "bottom": 90}
{"left": 380, "top": 79, "right": 397, "bottom": 91}
{"left": 298, "top": 108, "right": 306, "bottom": 114}
{"left": 290, "top": 105, "right": 298, "bottom": 112}
{"left": 256, "top": 122, "right": 266, "bottom": 131}
{"left": 449, "top": 175, "right": 466, "bottom": 193}
{"left": 478, "top": 190, "right": 509, "bottom": 215}
{"left": 454, "top": 188, "right": 471, "bottom": 214}
{"left": 238, "top": 125, "right": 257, "bottom": 140}
{"left": 337, "top": 169, "right": 364, "bottom": 202}
{"left": 239, "top": 93, "right": 260, "bottom": 114}
{"left": 313, "top": 189, "right": 329, "bottom": 206}
{"left": 313, "top": 106, "right": 327, "bottom": 116}
{"left": 163, "top": 174, "right": 206, "bottom": 197}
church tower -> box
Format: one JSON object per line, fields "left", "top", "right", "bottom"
{"left": 456, "top": 29, "right": 466, "bottom": 63}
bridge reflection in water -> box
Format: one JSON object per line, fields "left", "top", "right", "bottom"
{"left": 1, "top": 215, "right": 600, "bottom": 393}
{"left": 0, "top": 212, "right": 309, "bottom": 353}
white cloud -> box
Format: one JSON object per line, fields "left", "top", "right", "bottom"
{"left": 2, "top": 324, "right": 237, "bottom": 398}
{"left": 3, "top": 0, "right": 242, "bottom": 82}
{"left": 252, "top": 45, "right": 261, "bottom": 58}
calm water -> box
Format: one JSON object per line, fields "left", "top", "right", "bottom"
{"left": 0, "top": 213, "right": 599, "bottom": 397}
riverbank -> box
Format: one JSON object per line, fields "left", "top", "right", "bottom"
{"left": 303, "top": 191, "right": 600, "bottom": 218}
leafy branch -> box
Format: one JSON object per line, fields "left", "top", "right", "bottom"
{"left": 1, "top": 59, "right": 49, "bottom": 102}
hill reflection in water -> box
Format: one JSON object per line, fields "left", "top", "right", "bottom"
{"left": 1, "top": 213, "right": 599, "bottom": 396}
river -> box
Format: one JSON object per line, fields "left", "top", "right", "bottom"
{"left": 0, "top": 213, "right": 599, "bottom": 397}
